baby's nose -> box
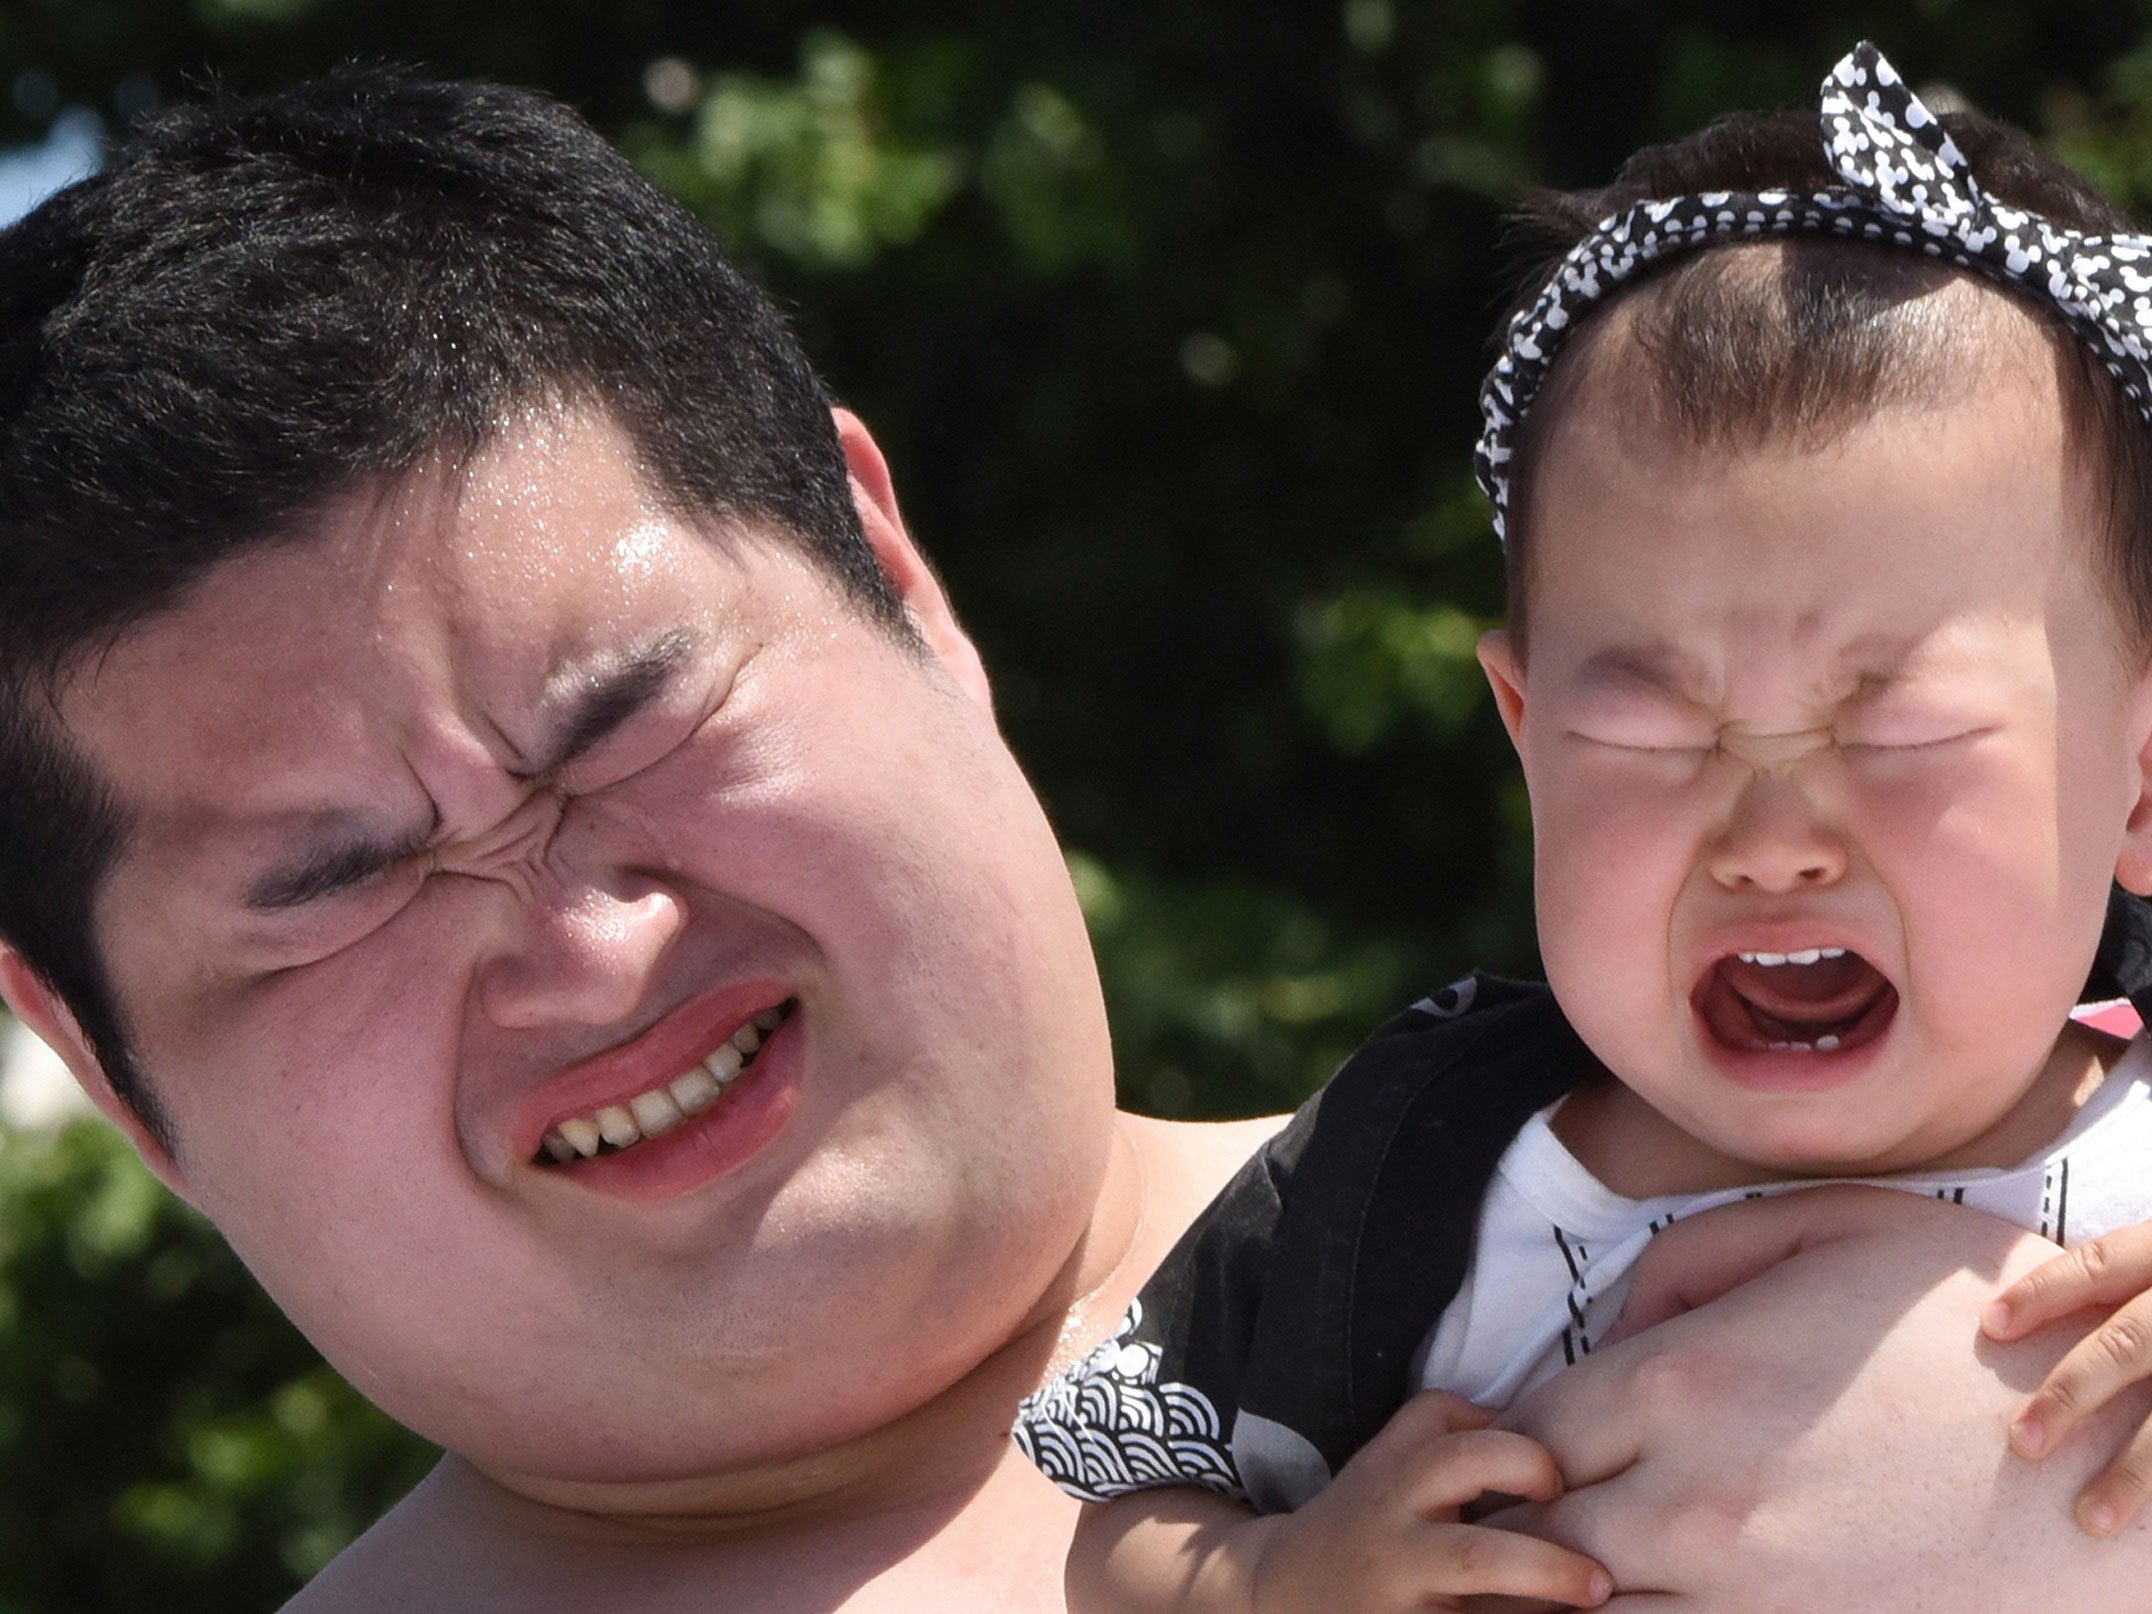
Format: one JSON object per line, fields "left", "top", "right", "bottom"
{"left": 1715, "top": 726, "right": 1833, "bottom": 771}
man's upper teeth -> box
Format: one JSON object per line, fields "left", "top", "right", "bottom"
{"left": 1737, "top": 947, "right": 1846, "bottom": 967}
{"left": 538, "top": 1005, "right": 789, "bottom": 1162}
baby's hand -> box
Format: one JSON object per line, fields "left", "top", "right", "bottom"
{"left": 1249, "top": 1390, "right": 1611, "bottom": 1613}
{"left": 1983, "top": 1221, "right": 2152, "bottom": 1536}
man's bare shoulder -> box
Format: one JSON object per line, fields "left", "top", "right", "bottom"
{"left": 1119, "top": 1110, "right": 1284, "bottom": 1220}
{"left": 286, "top": 1449, "right": 1087, "bottom": 1612}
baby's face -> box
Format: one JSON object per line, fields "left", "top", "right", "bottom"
{"left": 1480, "top": 347, "right": 2152, "bottom": 1178}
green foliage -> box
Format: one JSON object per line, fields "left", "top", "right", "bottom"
{"left": 0, "top": 1118, "right": 434, "bottom": 1609}
{"left": 7, "top": 1, "right": 2152, "bottom": 1601}
{"left": 632, "top": 33, "right": 965, "bottom": 271}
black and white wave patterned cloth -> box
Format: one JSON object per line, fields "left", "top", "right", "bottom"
{"left": 1013, "top": 1299, "right": 1240, "bottom": 1503}
{"left": 1474, "top": 40, "right": 2152, "bottom": 543}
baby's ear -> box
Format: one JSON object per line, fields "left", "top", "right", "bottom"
{"left": 2118, "top": 672, "right": 2152, "bottom": 896}
{"left": 0, "top": 948, "right": 191, "bottom": 1200}
{"left": 1478, "top": 629, "right": 1527, "bottom": 750}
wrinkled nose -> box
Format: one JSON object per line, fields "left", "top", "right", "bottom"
{"left": 1706, "top": 767, "right": 1848, "bottom": 894}
{"left": 461, "top": 803, "right": 687, "bottom": 1030}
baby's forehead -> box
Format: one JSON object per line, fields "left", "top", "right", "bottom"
{"left": 1515, "top": 271, "right": 2132, "bottom": 674}
{"left": 1547, "top": 241, "right": 2061, "bottom": 448}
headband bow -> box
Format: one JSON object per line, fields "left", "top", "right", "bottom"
{"left": 1474, "top": 41, "right": 2152, "bottom": 543}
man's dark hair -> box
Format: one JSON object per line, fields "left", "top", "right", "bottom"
{"left": 0, "top": 68, "right": 905, "bottom": 1151}
{"left": 1495, "top": 105, "right": 2152, "bottom": 649}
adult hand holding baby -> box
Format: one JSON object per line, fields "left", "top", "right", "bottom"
{"left": 1486, "top": 1196, "right": 2151, "bottom": 1610}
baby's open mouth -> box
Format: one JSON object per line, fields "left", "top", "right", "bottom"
{"left": 1692, "top": 949, "right": 1897, "bottom": 1054}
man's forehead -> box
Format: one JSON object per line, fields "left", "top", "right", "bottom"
{"left": 60, "top": 412, "right": 726, "bottom": 855}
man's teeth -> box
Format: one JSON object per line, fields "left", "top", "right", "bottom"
{"left": 539, "top": 1004, "right": 789, "bottom": 1164}
{"left": 1736, "top": 947, "right": 1847, "bottom": 967}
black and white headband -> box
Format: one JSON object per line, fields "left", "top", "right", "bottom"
{"left": 1474, "top": 40, "right": 2152, "bottom": 543}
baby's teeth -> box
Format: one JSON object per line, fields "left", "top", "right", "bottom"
{"left": 595, "top": 1105, "right": 641, "bottom": 1148}
{"left": 629, "top": 1088, "right": 686, "bottom": 1137}
{"left": 558, "top": 1117, "right": 603, "bottom": 1157}
{"left": 730, "top": 1022, "right": 762, "bottom": 1057}
{"left": 1744, "top": 951, "right": 1788, "bottom": 966}
{"left": 1815, "top": 1034, "right": 1841, "bottom": 1051}
{"left": 1786, "top": 948, "right": 1822, "bottom": 966}
{"left": 706, "top": 1043, "right": 745, "bottom": 1083}
{"left": 1818, "top": 947, "right": 1845, "bottom": 960}
{"left": 671, "top": 1066, "right": 722, "bottom": 1115}
{"left": 753, "top": 1006, "right": 784, "bottom": 1033}
{"left": 541, "top": 1131, "right": 580, "bottom": 1163}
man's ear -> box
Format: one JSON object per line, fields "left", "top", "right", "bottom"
{"left": 831, "top": 408, "right": 993, "bottom": 715}
{"left": 0, "top": 948, "right": 191, "bottom": 1201}
{"left": 1477, "top": 628, "right": 1528, "bottom": 752}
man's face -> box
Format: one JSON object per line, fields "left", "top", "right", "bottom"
{"left": 1482, "top": 323, "right": 2152, "bottom": 1180}
{"left": 55, "top": 408, "right": 1117, "bottom": 1484}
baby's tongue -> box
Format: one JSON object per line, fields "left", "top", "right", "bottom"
{"left": 1719, "top": 953, "right": 1876, "bottom": 1021}
{"left": 1700, "top": 951, "right": 1894, "bottom": 1047}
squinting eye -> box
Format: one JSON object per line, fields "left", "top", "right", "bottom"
{"left": 1840, "top": 725, "right": 1990, "bottom": 754}
{"left": 257, "top": 865, "right": 428, "bottom": 971}
{"left": 1567, "top": 727, "right": 1715, "bottom": 756}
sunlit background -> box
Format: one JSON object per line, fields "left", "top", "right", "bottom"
{"left": 5, "top": 2, "right": 2152, "bottom": 1603}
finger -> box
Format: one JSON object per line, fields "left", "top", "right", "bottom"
{"left": 2071, "top": 1413, "right": 2152, "bottom": 1538}
{"left": 1416, "top": 1522, "right": 1612, "bottom": 1608}
{"left": 1495, "top": 1351, "right": 1652, "bottom": 1490}
{"left": 2008, "top": 1293, "right": 2152, "bottom": 1459}
{"left": 1984, "top": 1225, "right": 2152, "bottom": 1339}
{"left": 1341, "top": 1389, "right": 1499, "bottom": 1486}
{"left": 1402, "top": 1428, "right": 1570, "bottom": 1516}
{"left": 1370, "top": 1387, "right": 1498, "bottom": 1442}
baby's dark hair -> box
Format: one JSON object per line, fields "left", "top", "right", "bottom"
{"left": 1495, "top": 106, "right": 2152, "bottom": 649}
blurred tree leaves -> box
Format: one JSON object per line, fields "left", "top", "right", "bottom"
{"left": 0, "top": 1119, "right": 433, "bottom": 1609}
{"left": 633, "top": 33, "right": 966, "bottom": 270}
{"left": 5, "top": 1, "right": 2152, "bottom": 1604}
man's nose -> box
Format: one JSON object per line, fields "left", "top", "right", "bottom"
{"left": 1705, "top": 756, "right": 1849, "bottom": 895}
{"left": 478, "top": 881, "right": 686, "bottom": 1029}
{"left": 470, "top": 827, "right": 687, "bottom": 1031}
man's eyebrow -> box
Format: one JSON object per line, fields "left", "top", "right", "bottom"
{"left": 523, "top": 629, "right": 697, "bottom": 778}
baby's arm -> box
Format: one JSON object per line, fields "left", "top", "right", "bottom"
{"left": 1983, "top": 1219, "right": 2152, "bottom": 1535}
{"left": 1067, "top": 1390, "right": 1609, "bottom": 1614}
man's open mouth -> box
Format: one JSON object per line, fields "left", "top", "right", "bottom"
{"left": 1692, "top": 948, "right": 1897, "bottom": 1054}
{"left": 535, "top": 999, "right": 798, "bottom": 1165}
